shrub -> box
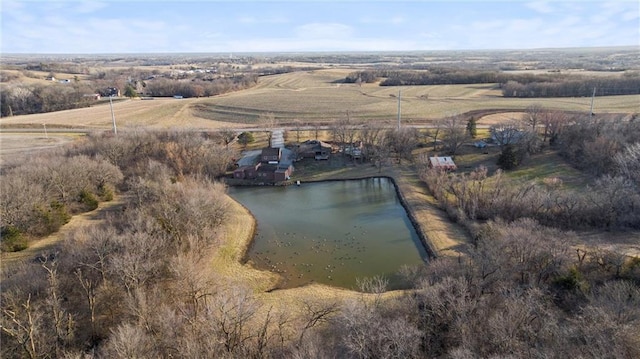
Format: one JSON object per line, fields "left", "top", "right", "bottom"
{"left": 98, "top": 184, "right": 115, "bottom": 201}
{"left": 79, "top": 189, "right": 99, "bottom": 211}
{"left": 31, "top": 201, "right": 71, "bottom": 236}
{"left": 0, "top": 226, "right": 27, "bottom": 252}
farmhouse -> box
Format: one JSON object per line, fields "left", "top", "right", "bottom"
{"left": 233, "top": 147, "right": 295, "bottom": 182}
{"left": 428, "top": 156, "right": 457, "bottom": 171}
{"left": 98, "top": 87, "right": 121, "bottom": 97}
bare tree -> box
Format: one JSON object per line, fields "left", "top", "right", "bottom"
{"left": 387, "top": 127, "right": 419, "bottom": 163}
{"left": 615, "top": 142, "right": 640, "bottom": 186}
{"left": 441, "top": 114, "right": 470, "bottom": 155}
{"left": 218, "top": 128, "right": 237, "bottom": 149}
{"left": 297, "top": 299, "right": 339, "bottom": 345}
{"left": 427, "top": 118, "right": 445, "bottom": 151}
{"left": 100, "top": 323, "right": 157, "bottom": 358}
{"left": 41, "top": 260, "right": 75, "bottom": 348}
{"left": 540, "top": 110, "right": 570, "bottom": 144}
{"left": 490, "top": 120, "right": 524, "bottom": 147}
{"left": 1, "top": 293, "right": 41, "bottom": 359}
{"left": 259, "top": 112, "right": 278, "bottom": 144}
{"left": 524, "top": 103, "right": 544, "bottom": 133}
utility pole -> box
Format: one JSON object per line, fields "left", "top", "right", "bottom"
{"left": 397, "top": 89, "right": 402, "bottom": 130}
{"left": 109, "top": 96, "right": 117, "bottom": 136}
{"left": 589, "top": 87, "right": 596, "bottom": 118}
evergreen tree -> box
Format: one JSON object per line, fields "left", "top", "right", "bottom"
{"left": 123, "top": 84, "right": 138, "bottom": 98}
{"left": 497, "top": 144, "right": 518, "bottom": 170}
{"left": 466, "top": 117, "right": 477, "bottom": 138}
{"left": 237, "top": 132, "right": 255, "bottom": 149}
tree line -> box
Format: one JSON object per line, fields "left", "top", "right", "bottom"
{"left": 143, "top": 75, "right": 257, "bottom": 98}
{"left": 344, "top": 68, "right": 640, "bottom": 97}
{"left": 0, "top": 74, "right": 258, "bottom": 117}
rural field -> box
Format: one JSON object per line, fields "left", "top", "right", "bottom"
{"left": 2, "top": 68, "right": 639, "bottom": 131}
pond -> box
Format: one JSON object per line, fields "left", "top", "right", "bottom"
{"left": 227, "top": 177, "right": 429, "bottom": 290}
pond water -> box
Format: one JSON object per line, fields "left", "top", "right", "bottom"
{"left": 227, "top": 177, "right": 429, "bottom": 290}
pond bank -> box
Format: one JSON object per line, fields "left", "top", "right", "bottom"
{"left": 220, "top": 160, "right": 471, "bottom": 296}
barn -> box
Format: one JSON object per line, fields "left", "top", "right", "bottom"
{"left": 428, "top": 156, "right": 457, "bottom": 171}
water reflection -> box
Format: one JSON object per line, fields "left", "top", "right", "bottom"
{"left": 227, "top": 177, "right": 428, "bottom": 290}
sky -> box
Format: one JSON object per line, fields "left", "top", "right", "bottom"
{"left": 1, "top": 0, "right": 638, "bottom": 54}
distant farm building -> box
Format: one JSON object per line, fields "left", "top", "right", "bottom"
{"left": 98, "top": 87, "right": 120, "bottom": 97}
{"left": 428, "top": 156, "right": 457, "bottom": 171}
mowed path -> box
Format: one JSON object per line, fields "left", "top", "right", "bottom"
{"left": 1, "top": 196, "right": 127, "bottom": 265}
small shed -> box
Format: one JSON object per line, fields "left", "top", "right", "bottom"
{"left": 299, "top": 140, "right": 331, "bottom": 160}
{"left": 428, "top": 156, "right": 457, "bottom": 171}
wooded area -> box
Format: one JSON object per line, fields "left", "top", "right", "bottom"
{"left": 2, "top": 115, "right": 639, "bottom": 357}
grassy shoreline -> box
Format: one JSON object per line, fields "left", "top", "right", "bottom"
{"left": 219, "top": 159, "right": 471, "bottom": 301}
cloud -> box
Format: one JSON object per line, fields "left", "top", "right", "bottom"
{"left": 74, "top": 1, "right": 108, "bottom": 14}
{"left": 295, "top": 23, "right": 354, "bottom": 39}
{"left": 359, "top": 15, "right": 405, "bottom": 25}
{"left": 525, "top": 1, "right": 554, "bottom": 14}
{"left": 237, "top": 14, "right": 288, "bottom": 24}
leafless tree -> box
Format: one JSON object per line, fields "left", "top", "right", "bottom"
{"left": 387, "top": 127, "right": 419, "bottom": 163}
{"left": 218, "top": 128, "right": 237, "bottom": 149}
{"left": 427, "top": 118, "right": 445, "bottom": 151}
{"left": 441, "top": 114, "right": 470, "bottom": 155}
{"left": 540, "top": 110, "right": 570, "bottom": 144}
{"left": 208, "top": 285, "right": 260, "bottom": 354}
{"left": 524, "top": 103, "right": 544, "bottom": 133}
{"left": 297, "top": 299, "right": 339, "bottom": 345}
{"left": 41, "top": 259, "right": 75, "bottom": 348}
{"left": 1, "top": 293, "right": 42, "bottom": 359}
{"left": 100, "top": 322, "right": 158, "bottom": 358}
{"left": 490, "top": 119, "right": 524, "bottom": 147}
{"left": 259, "top": 112, "right": 278, "bottom": 144}
{"left": 615, "top": 142, "right": 640, "bottom": 186}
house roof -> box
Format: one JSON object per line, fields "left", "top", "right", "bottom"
{"left": 278, "top": 148, "right": 294, "bottom": 167}
{"left": 236, "top": 150, "right": 262, "bottom": 167}
{"left": 429, "top": 156, "right": 457, "bottom": 168}
{"left": 261, "top": 147, "right": 281, "bottom": 158}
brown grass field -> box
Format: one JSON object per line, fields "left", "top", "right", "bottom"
{"left": 2, "top": 69, "right": 639, "bottom": 131}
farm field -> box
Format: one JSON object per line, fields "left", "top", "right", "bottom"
{"left": 184, "top": 70, "right": 640, "bottom": 124}
{"left": 2, "top": 69, "right": 639, "bottom": 131}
